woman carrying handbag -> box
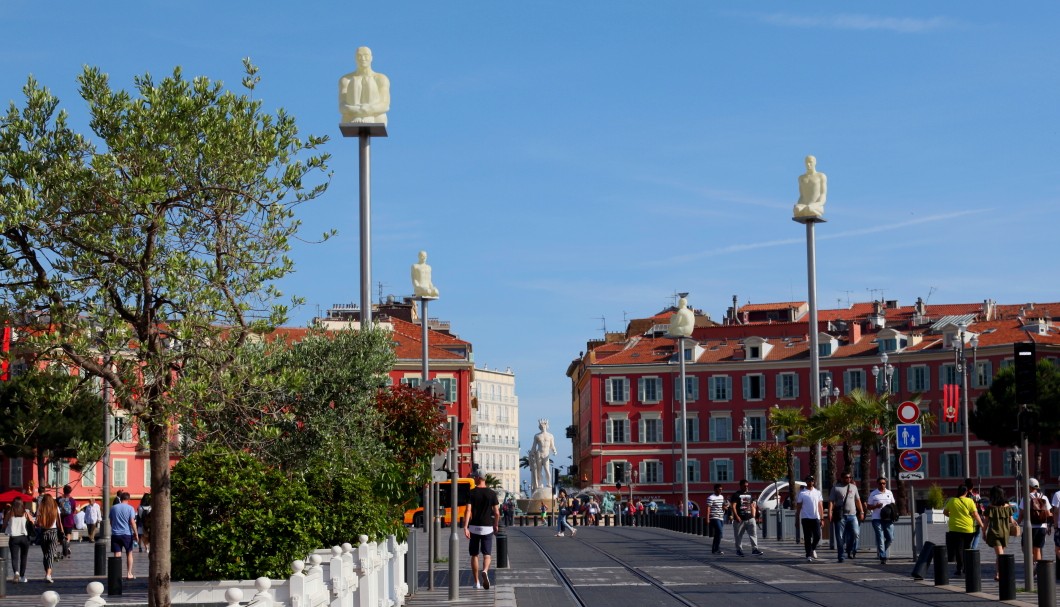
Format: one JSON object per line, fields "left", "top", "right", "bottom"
{"left": 5, "top": 497, "right": 35, "bottom": 583}
{"left": 983, "top": 485, "right": 1017, "bottom": 581}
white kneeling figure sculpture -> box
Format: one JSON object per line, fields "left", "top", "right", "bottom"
{"left": 411, "top": 251, "right": 439, "bottom": 298}
{"left": 793, "top": 155, "right": 828, "bottom": 219}
{"left": 668, "top": 297, "right": 694, "bottom": 338}
{"left": 339, "top": 46, "right": 391, "bottom": 125}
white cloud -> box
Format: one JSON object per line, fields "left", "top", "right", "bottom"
{"left": 753, "top": 13, "right": 957, "bottom": 33}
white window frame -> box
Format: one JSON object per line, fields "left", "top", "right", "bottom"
{"left": 709, "top": 459, "right": 733, "bottom": 483}
{"left": 401, "top": 375, "right": 421, "bottom": 388}
{"left": 606, "top": 413, "right": 630, "bottom": 444}
{"left": 674, "top": 414, "right": 700, "bottom": 442}
{"left": 709, "top": 376, "right": 732, "bottom": 401}
{"left": 638, "top": 376, "right": 662, "bottom": 404}
{"left": 143, "top": 461, "right": 152, "bottom": 487}
{"left": 844, "top": 369, "right": 865, "bottom": 393}
{"left": 607, "top": 460, "right": 629, "bottom": 484}
{"left": 81, "top": 463, "right": 95, "bottom": 488}
{"left": 673, "top": 376, "right": 700, "bottom": 402}
{"left": 940, "top": 364, "right": 957, "bottom": 389}
{"left": 940, "top": 451, "right": 962, "bottom": 478}
{"left": 438, "top": 377, "right": 457, "bottom": 403}
{"left": 974, "top": 361, "right": 993, "bottom": 388}
{"left": 640, "top": 460, "right": 663, "bottom": 484}
{"left": 710, "top": 414, "right": 732, "bottom": 442}
{"left": 743, "top": 373, "right": 766, "bottom": 401}
{"left": 747, "top": 413, "right": 767, "bottom": 441}
{"left": 606, "top": 377, "right": 630, "bottom": 404}
{"left": 976, "top": 451, "right": 991, "bottom": 478}
{"left": 777, "top": 373, "right": 799, "bottom": 399}
{"left": 908, "top": 365, "right": 930, "bottom": 393}
{"left": 676, "top": 458, "right": 702, "bottom": 483}
{"left": 639, "top": 414, "right": 662, "bottom": 443}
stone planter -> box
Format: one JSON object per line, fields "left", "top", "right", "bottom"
{"left": 925, "top": 509, "right": 947, "bottom": 524}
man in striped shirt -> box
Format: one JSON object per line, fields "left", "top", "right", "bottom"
{"left": 707, "top": 484, "right": 728, "bottom": 555}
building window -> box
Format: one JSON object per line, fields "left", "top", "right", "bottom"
{"left": 640, "top": 416, "right": 663, "bottom": 443}
{"left": 438, "top": 377, "right": 457, "bottom": 402}
{"left": 641, "top": 460, "right": 663, "bottom": 484}
{"left": 974, "top": 361, "right": 993, "bottom": 388}
{"left": 673, "top": 376, "right": 699, "bottom": 402}
{"left": 940, "top": 364, "right": 957, "bottom": 389}
{"left": 818, "top": 371, "right": 832, "bottom": 390}
{"left": 777, "top": 373, "right": 799, "bottom": 399}
{"left": 747, "top": 415, "right": 766, "bottom": 441}
{"left": 144, "top": 462, "right": 151, "bottom": 487}
{"left": 113, "top": 415, "right": 133, "bottom": 443}
{"left": 81, "top": 463, "right": 95, "bottom": 488}
{"left": 1003, "top": 450, "right": 1017, "bottom": 476}
{"left": 47, "top": 462, "right": 70, "bottom": 487}
{"left": 709, "top": 459, "right": 733, "bottom": 483}
{"left": 844, "top": 369, "right": 865, "bottom": 393}
{"left": 710, "top": 415, "right": 732, "bottom": 442}
{"left": 976, "top": 451, "right": 991, "bottom": 478}
{"left": 749, "top": 345, "right": 761, "bottom": 359}
{"left": 908, "top": 365, "right": 930, "bottom": 393}
{"left": 940, "top": 452, "right": 962, "bottom": 478}
{"left": 401, "top": 376, "right": 421, "bottom": 388}
{"left": 607, "top": 461, "right": 629, "bottom": 484}
{"left": 606, "top": 416, "right": 629, "bottom": 444}
{"left": 676, "top": 458, "right": 702, "bottom": 483}
{"left": 709, "top": 376, "right": 732, "bottom": 401}
{"left": 8, "top": 458, "right": 22, "bottom": 488}
{"left": 606, "top": 377, "right": 630, "bottom": 403}
{"left": 743, "top": 374, "right": 765, "bottom": 401}
{"left": 638, "top": 377, "right": 662, "bottom": 403}
{"left": 879, "top": 338, "right": 898, "bottom": 353}
{"left": 674, "top": 416, "right": 700, "bottom": 442}
{"left": 113, "top": 459, "right": 127, "bottom": 487}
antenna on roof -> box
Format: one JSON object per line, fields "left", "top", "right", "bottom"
{"left": 867, "top": 288, "right": 884, "bottom": 303}
{"left": 622, "top": 311, "right": 630, "bottom": 325}
{"left": 925, "top": 286, "right": 937, "bottom": 305}
{"left": 376, "top": 281, "right": 389, "bottom": 303}
{"left": 595, "top": 316, "right": 607, "bottom": 336}
{"left": 842, "top": 290, "right": 854, "bottom": 308}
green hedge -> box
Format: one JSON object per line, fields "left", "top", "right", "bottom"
{"left": 171, "top": 447, "right": 320, "bottom": 580}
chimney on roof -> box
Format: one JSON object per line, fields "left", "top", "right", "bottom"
{"left": 848, "top": 321, "right": 862, "bottom": 344}
{"left": 913, "top": 297, "right": 927, "bottom": 326}
{"left": 982, "top": 299, "right": 996, "bottom": 321}
{"left": 885, "top": 299, "right": 899, "bottom": 310}
{"left": 869, "top": 301, "right": 886, "bottom": 329}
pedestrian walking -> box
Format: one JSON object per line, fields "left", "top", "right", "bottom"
{"left": 5, "top": 497, "right": 34, "bottom": 583}
{"left": 828, "top": 470, "right": 863, "bottom": 562}
{"left": 36, "top": 494, "right": 64, "bottom": 583}
{"left": 706, "top": 484, "right": 727, "bottom": 555}
{"left": 730, "top": 480, "right": 762, "bottom": 556}
{"left": 462, "top": 470, "right": 500, "bottom": 590}
{"left": 556, "top": 492, "right": 575, "bottom": 537}
{"left": 795, "top": 475, "right": 824, "bottom": 562}
{"left": 109, "top": 491, "right": 139, "bottom": 579}
{"left": 866, "top": 477, "right": 895, "bottom": 564}
{"left": 84, "top": 499, "right": 101, "bottom": 542}
{"left": 137, "top": 493, "right": 152, "bottom": 552}
{"left": 1017, "top": 478, "right": 1051, "bottom": 570}
{"left": 965, "top": 477, "right": 984, "bottom": 549}
{"left": 57, "top": 485, "right": 76, "bottom": 555}
{"left": 944, "top": 484, "right": 985, "bottom": 577}
{"left": 983, "top": 485, "right": 1015, "bottom": 581}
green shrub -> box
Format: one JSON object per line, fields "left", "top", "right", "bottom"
{"left": 304, "top": 466, "right": 407, "bottom": 544}
{"left": 927, "top": 484, "right": 946, "bottom": 510}
{"left": 171, "top": 447, "right": 320, "bottom": 580}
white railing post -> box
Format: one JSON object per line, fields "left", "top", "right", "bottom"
{"left": 355, "top": 535, "right": 372, "bottom": 607}
{"left": 224, "top": 588, "right": 245, "bottom": 607}
{"left": 341, "top": 543, "right": 356, "bottom": 607}
{"left": 290, "top": 559, "right": 308, "bottom": 607}
{"left": 247, "top": 577, "right": 275, "bottom": 607}
{"left": 389, "top": 535, "right": 407, "bottom": 605}
{"left": 85, "top": 581, "right": 106, "bottom": 607}
{"left": 330, "top": 546, "right": 346, "bottom": 607}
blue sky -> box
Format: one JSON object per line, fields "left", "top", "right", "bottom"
{"left": 4, "top": 2, "right": 1058, "bottom": 481}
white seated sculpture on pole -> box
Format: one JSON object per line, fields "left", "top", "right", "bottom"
{"left": 339, "top": 46, "right": 391, "bottom": 125}
{"left": 411, "top": 251, "right": 439, "bottom": 298}
{"left": 528, "top": 418, "right": 557, "bottom": 498}
{"left": 668, "top": 297, "right": 694, "bottom": 338}
{"left": 792, "top": 155, "right": 828, "bottom": 219}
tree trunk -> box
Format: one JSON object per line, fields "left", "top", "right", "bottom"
{"left": 858, "top": 439, "right": 872, "bottom": 498}
{"left": 842, "top": 441, "right": 853, "bottom": 474}
{"left": 785, "top": 442, "right": 795, "bottom": 506}
{"left": 808, "top": 446, "right": 819, "bottom": 492}
{"left": 826, "top": 445, "right": 838, "bottom": 492}
{"left": 148, "top": 416, "right": 172, "bottom": 607}
{"left": 35, "top": 450, "right": 46, "bottom": 494}
{"left": 894, "top": 478, "right": 909, "bottom": 516}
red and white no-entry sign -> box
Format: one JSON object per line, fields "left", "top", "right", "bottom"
{"left": 896, "top": 401, "right": 920, "bottom": 424}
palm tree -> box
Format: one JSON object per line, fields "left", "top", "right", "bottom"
{"left": 484, "top": 474, "right": 503, "bottom": 490}
{"left": 806, "top": 403, "right": 847, "bottom": 492}
{"left": 519, "top": 455, "right": 530, "bottom": 469}
{"left": 769, "top": 406, "right": 808, "bottom": 500}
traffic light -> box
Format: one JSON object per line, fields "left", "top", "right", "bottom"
{"left": 1014, "top": 343, "right": 1037, "bottom": 404}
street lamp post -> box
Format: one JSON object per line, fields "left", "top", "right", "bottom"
{"left": 872, "top": 353, "right": 895, "bottom": 480}
{"left": 738, "top": 418, "right": 754, "bottom": 481}
{"left": 955, "top": 324, "right": 979, "bottom": 477}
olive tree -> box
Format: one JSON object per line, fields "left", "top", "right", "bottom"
{"left": 0, "top": 61, "right": 328, "bottom": 607}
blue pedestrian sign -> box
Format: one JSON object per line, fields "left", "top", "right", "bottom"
{"left": 897, "top": 423, "right": 922, "bottom": 450}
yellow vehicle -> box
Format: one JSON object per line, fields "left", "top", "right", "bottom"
{"left": 404, "top": 478, "right": 475, "bottom": 528}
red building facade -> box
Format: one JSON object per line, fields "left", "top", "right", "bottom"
{"left": 568, "top": 298, "right": 1060, "bottom": 509}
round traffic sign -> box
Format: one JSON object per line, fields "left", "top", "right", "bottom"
{"left": 896, "top": 401, "right": 919, "bottom": 424}
{"left": 899, "top": 450, "right": 923, "bottom": 472}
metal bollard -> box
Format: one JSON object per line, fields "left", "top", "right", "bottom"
{"left": 775, "top": 510, "right": 784, "bottom": 540}
{"left": 998, "top": 554, "right": 1016, "bottom": 600}
{"left": 533, "top": 516, "right": 538, "bottom": 527}
{"left": 1038, "top": 561, "right": 1056, "bottom": 607}
{"left": 95, "top": 537, "right": 108, "bottom": 575}
{"left": 405, "top": 529, "right": 418, "bottom": 592}
{"left": 933, "top": 545, "right": 949, "bottom": 586}
{"left": 0, "top": 556, "right": 6, "bottom": 598}
{"left": 108, "top": 555, "right": 123, "bottom": 595}
{"left": 496, "top": 532, "right": 508, "bottom": 569}
{"left": 964, "top": 549, "right": 980, "bottom": 593}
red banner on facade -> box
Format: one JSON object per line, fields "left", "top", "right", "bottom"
{"left": 943, "top": 383, "right": 960, "bottom": 422}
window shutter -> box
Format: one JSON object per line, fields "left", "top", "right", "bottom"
{"left": 638, "top": 418, "right": 645, "bottom": 443}
{"left": 742, "top": 375, "right": 750, "bottom": 399}
{"left": 906, "top": 369, "right": 915, "bottom": 392}
{"left": 676, "top": 460, "right": 684, "bottom": 483}
{"left": 982, "top": 361, "right": 993, "bottom": 387}
{"left": 638, "top": 378, "right": 645, "bottom": 401}
{"left": 675, "top": 418, "right": 683, "bottom": 442}
{"left": 793, "top": 374, "right": 800, "bottom": 398}
{"left": 606, "top": 419, "right": 614, "bottom": 443}
{"left": 606, "top": 378, "right": 614, "bottom": 402}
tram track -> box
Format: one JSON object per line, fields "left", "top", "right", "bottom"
{"left": 514, "top": 524, "right": 965, "bottom": 607}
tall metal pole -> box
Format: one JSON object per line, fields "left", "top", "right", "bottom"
{"left": 448, "top": 417, "right": 460, "bottom": 601}
{"left": 421, "top": 297, "right": 434, "bottom": 589}
{"left": 1020, "top": 412, "right": 1033, "bottom": 591}
{"left": 101, "top": 359, "right": 112, "bottom": 532}
{"left": 882, "top": 357, "right": 892, "bottom": 481}
{"left": 679, "top": 337, "right": 689, "bottom": 519}
{"left": 358, "top": 133, "right": 373, "bottom": 329}
{"left": 800, "top": 219, "right": 824, "bottom": 485}
{"left": 959, "top": 325, "right": 970, "bottom": 477}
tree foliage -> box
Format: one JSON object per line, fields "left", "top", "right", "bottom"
{"left": 373, "top": 383, "right": 449, "bottom": 505}
{"left": 0, "top": 366, "right": 104, "bottom": 488}
{"left": 749, "top": 442, "right": 787, "bottom": 486}
{"left": 0, "top": 61, "right": 329, "bottom": 607}
{"left": 970, "top": 360, "right": 1060, "bottom": 448}
{"left": 769, "top": 406, "right": 807, "bottom": 495}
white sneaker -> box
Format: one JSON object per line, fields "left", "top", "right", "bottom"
{"left": 812, "top": 550, "right": 818, "bottom": 559}
{"left": 21, "top": 576, "right": 28, "bottom": 583}
{"left": 473, "top": 583, "right": 483, "bottom": 589}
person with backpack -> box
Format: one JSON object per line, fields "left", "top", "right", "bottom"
{"left": 944, "top": 485, "right": 985, "bottom": 577}
{"left": 1018, "top": 477, "right": 1052, "bottom": 568}
{"left": 58, "top": 485, "right": 76, "bottom": 557}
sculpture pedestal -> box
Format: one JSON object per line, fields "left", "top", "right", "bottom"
{"left": 517, "top": 488, "right": 557, "bottom": 518}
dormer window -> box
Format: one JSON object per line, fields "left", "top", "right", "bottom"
{"left": 818, "top": 333, "right": 838, "bottom": 357}
{"left": 876, "top": 328, "right": 907, "bottom": 354}
{"left": 743, "top": 336, "right": 773, "bottom": 361}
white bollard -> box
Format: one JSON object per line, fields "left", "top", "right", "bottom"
{"left": 41, "top": 591, "right": 60, "bottom": 607}
{"left": 85, "top": 581, "right": 106, "bottom": 607}
{"left": 248, "top": 577, "right": 274, "bottom": 607}
{"left": 225, "top": 587, "right": 244, "bottom": 607}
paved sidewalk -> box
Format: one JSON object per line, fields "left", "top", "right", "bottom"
{"left": 0, "top": 539, "right": 149, "bottom": 606}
